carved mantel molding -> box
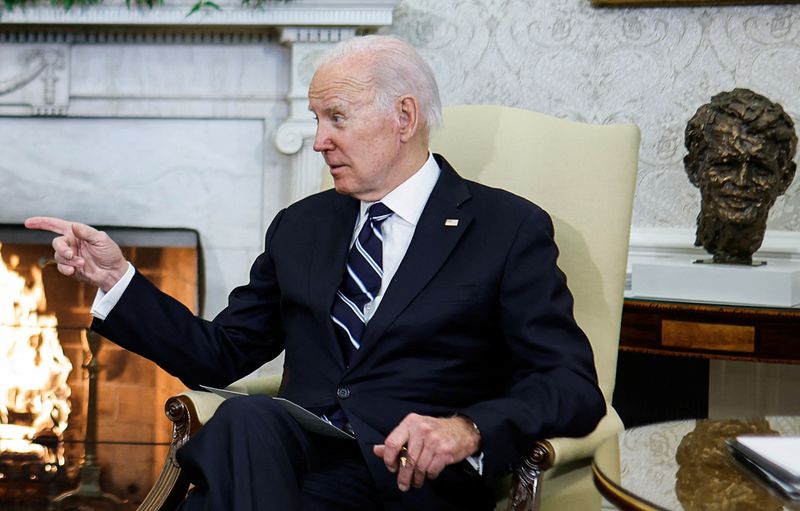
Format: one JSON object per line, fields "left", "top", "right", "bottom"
{"left": 0, "top": 0, "right": 398, "bottom": 27}
{"left": 0, "top": 0, "right": 401, "bottom": 201}
{"left": 0, "top": 47, "right": 67, "bottom": 115}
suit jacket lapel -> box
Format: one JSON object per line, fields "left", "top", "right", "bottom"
{"left": 349, "top": 157, "right": 473, "bottom": 370}
{"left": 309, "top": 193, "right": 359, "bottom": 367}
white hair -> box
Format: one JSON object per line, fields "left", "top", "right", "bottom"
{"left": 318, "top": 35, "right": 443, "bottom": 132}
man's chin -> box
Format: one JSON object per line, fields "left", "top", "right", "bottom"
{"left": 331, "top": 177, "right": 358, "bottom": 198}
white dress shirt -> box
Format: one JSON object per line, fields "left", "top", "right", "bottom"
{"left": 91, "top": 261, "right": 135, "bottom": 320}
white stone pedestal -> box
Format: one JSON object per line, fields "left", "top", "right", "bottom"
{"left": 630, "top": 257, "right": 800, "bottom": 307}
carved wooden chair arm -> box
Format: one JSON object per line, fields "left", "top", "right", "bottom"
{"left": 136, "top": 395, "right": 201, "bottom": 511}
{"left": 505, "top": 408, "right": 624, "bottom": 510}
{"left": 137, "top": 377, "right": 279, "bottom": 511}
{"left": 507, "top": 440, "right": 555, "bottom": 511}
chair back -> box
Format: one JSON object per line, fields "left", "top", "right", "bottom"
{"left": 431, "top": 105, "right": 640, "bottom": 419}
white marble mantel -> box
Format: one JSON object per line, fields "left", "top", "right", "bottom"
{"left": 0, "top": 0, "right": 401, "bottom": 319}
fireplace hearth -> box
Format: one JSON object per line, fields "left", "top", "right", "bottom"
{"left": 0, "top": 225, "right": 200, "bottom": 509}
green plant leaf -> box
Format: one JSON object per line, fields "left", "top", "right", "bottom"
{"left": 186, "top": 0, "right": 220, "bottom": 16}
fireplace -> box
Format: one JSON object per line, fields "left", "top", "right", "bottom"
{"left": 0, "top": 225, "right": 199, "bottom": 509}
{"left": 0, "top": 2, "right": 401, "bottom": 507}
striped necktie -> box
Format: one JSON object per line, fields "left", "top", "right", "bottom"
{"left": 330, "top": 202, "right": 393, "bottom": 364}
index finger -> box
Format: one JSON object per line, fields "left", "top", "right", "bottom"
{"left": 25, "top": 216, "right": 73, "bottom": 236}
{"left": 382, "top": 424, "right": 411, "bottom": 470}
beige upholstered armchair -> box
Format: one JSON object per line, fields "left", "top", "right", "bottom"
{"left": 138, "top": 105, "right": 640, "bottom": 511}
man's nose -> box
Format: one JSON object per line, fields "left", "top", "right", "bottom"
{"left": 313, "top": 125, "right": 333, "bottom": 152}
{"left": 733, "top": 161, "right": 752, "bottom": 187}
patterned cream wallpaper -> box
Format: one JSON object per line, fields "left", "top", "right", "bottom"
{"left": 385, "top": 0, "right": 800, "bottom": 230}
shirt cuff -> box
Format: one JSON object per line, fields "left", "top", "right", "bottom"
{"left": 466, "top": 452, "right": 485, "bottom": 475}
{"left": 90, "top": 262, "right": 135, "bottom": 320}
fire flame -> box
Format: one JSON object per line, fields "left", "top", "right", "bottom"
{"left": 0, "top": 242, "right": 72, "bottom": 464}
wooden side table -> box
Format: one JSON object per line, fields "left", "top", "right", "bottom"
{"left": 620, "top": 298, "right": 800, "bottom": 364}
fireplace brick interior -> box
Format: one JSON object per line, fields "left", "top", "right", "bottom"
{"left": 1, "top": 234, "right": 198, "bottom": 506}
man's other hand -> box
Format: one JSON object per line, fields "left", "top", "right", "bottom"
{"left": 25, "top": 217, "right": 128, "bottom": 292}
{"left": 372, "top": 413, "right": 481, "bottom": 492}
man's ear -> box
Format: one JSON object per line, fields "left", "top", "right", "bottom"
{"left": 684, "top": 153, "right": 702, "bottom": 188}
{"left": 778, "top": 160, "right": 797, "bottom": 195}
{"left": 397, "top": 95, "right": 420, "bottom": 143}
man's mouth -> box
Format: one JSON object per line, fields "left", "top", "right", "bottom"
{"left": 719, "top": 193, "right": 759, "bottom": 210}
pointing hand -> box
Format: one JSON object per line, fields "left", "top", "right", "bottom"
{"left": 25, "top": 217, "right": 129, "bottom": 292}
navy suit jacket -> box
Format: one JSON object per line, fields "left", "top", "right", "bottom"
{"left": 95, "top": 154, "right": 605, "bottom": 508}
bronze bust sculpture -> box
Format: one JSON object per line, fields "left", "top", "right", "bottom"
{"left": 684, "top": 88, "right": 797, "bottom": 264}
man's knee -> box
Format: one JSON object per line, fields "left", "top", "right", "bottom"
{"left": 210, "top": 394, "right": 297, "bottom": 437}
{"left": 215, "top": 394, "right": 278, "bottom": 417}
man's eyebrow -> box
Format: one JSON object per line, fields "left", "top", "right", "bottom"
{"left": 308, "top": 101, "right": 348, "bottom": 115}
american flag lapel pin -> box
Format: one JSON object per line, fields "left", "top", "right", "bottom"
{"left": 444, "top": 218, "right": 459, "bottom": 227}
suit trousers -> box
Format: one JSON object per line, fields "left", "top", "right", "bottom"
{"left": 175, "top": 395, "right": 383, "bottom": 511}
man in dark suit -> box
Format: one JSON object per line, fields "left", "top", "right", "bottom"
{"left": 27, "top": 35, "right": 604, "bottom": 510}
